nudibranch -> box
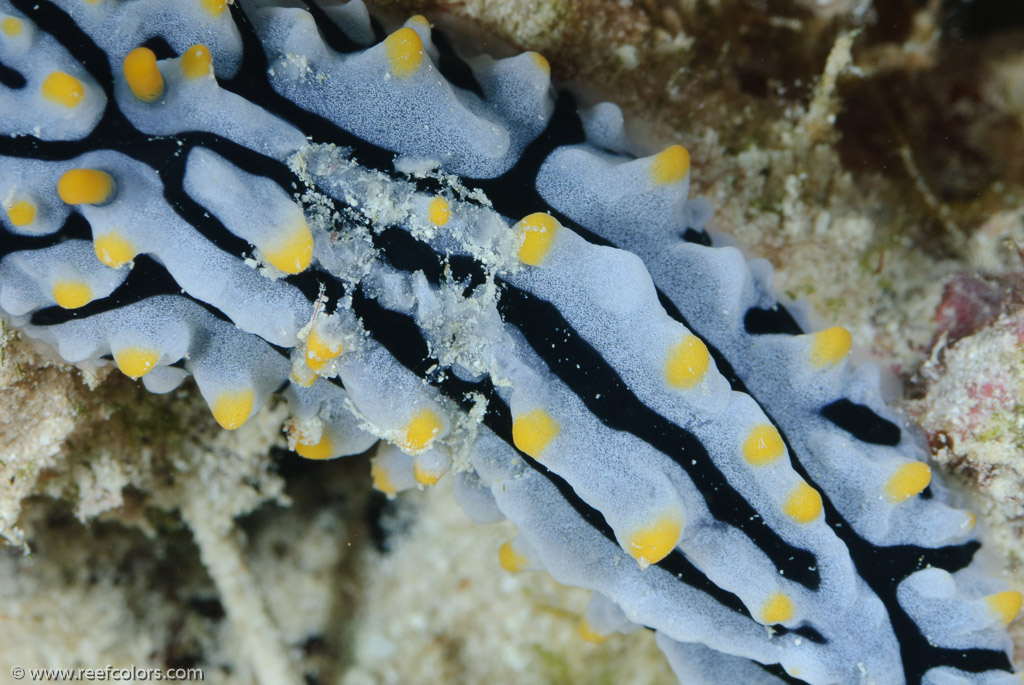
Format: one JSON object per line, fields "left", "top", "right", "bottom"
{"left": 0, "top": 1, "right": 1019, "bottom": 683}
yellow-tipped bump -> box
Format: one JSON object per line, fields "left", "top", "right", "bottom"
{"left": 93, "top": 231, "right": 135, "bottom": 268}
{"left": 498, "top": 540, "right": 528, "bottom": 572}
{"left": 123, "top": 47, "right": 164, "bottom": 102}
{"left": 408, "top": 15, "right": 431, "bottom": 31}
{"left": 199, "top": 0, "right": 226, "bottom": 17}
{"left": 2, "top": 16, "right": 22, "bottom": 36}
{"left": 428, "top": 197, "right": 450, "bottom": 226}
{"left": 626, "top": 511, "right": 683, "bottom": 568}
{"left": 181, "top": 44, "right": 213, "bottom": 80}
{"left": 371, "top": 459, "right": 397, "bottom": 496}
{"left": 211, "top": 388, "right": 254, "bottom": 430}
{"left": 760, "top": 593, "right": 795, "bottom": 625}
{"left": 296, "top": 434, "right": 334, "bottom": 460}
{"left": 57, "top": 168, "right": 115, "bottom": 206}
{"left": 402, "top": 408, "right": 443, "bottom": 452}
{"left": 885, "top": 462, "right": 931, "bottom": 502}
{"left": 41, "top": 71, "right": 86, "bottom": 108}
{"left": 665, "top": 334, "right": 710, "bottom": 389}
{"left": 413, "top": 460, "right": 442, "bottom": 486}
{"left": 52, "top": 280, "right": 92, "bottom": 309}
{"left": 529, "top": 52, "right": 550, "bottom": 76}
{"left": 113, "top": 347, "right": 159, "bottom": 379}
{"left": 650, "top": 144, "right": 690, "bottom": 185}
{"left": 810, "top": 326, "right": 852, "bottom": 368}
{"left": 783, "top": 482, "right": 823, "bottom": 524}
{"left": 384, "top": 27, "right": 424, "bottom": 79}
{"left": 289, "top": 365, "right": 317, "bottom": 388}
{"left": 515, "top": 212, "right": 560, "bottom": 266}
{"left": 987, "top": 591, "right": 1023, "bottom": 626}
{"left": 5, "top": 199, "right": 35, "bottom": 227}
{"left": 264, "top": 217, "right": 313, "bottom": 274}
{"left": 742, "top": 424, "right": 785, "bottom": 466}
{"left": 305, "top": 328, "right": 342, "bottom": 372}
{"left": 578, "top": 618, "right": 607, "bottom": 644}
{"left": 512, "top": 409, "right": 559, "bottom": 460}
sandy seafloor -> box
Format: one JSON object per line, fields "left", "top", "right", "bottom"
{"left": 3, "top": 0, "right": 1024, "bottom": 683}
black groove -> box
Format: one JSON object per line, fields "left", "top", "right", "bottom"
{"left": 138, "top": 35, "right": 177, "bottom": 60}
{"left": 681, "top": 227, "right": 712, "bottom": 246}
{"left": 495, "top": 282, "right": 821, "bottom": 589}
{"left": 744, "top": 305, "right": 804, "bottom": 336}
{"left": 432, "top": 30, "right": 484, "bottom": 97}
{"left": 303, "top": 0, "right": 364, "bottom": 54}
{"left": 0, "top": 212, "right": 92, "bottom": 252}
{"left": 29, "top": 254, "right": 182, "bottom": 326}
{"left": 348, "top": 285, "right": 764, "bottom": 622}
{"left": 821, "top": 399, "right": 902, "bottom": 447}
{"left": 0, "top": 60, "right": 26, "bottom": 89}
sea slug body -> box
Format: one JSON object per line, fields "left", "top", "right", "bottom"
{"left": 0, "top": 1, "right": 1019, "bottom": 683}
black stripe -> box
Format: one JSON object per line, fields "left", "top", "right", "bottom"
{"left": 431, "top": 30, "right": 484, "bottom": 97}
{"left": 495, "top": 282, "right": 821, "bottom": 589}
{"left": 821, "top": 399, "right": 902, "bottom": 447}
{"left": 0, "top": 60, "right": 26, "bottom": 89}
{"left": 303, "top": 0, "right": 364, "bottom": 54}
{"left": 744, "top": 305, "right": 803, "bottom": 336}
{"left": 347, "top": 285, "right": 770, "bottom": 624}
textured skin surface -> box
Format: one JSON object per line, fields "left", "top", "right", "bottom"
{"left": 0, "top": 1, "right": 1019, "bottom": 683}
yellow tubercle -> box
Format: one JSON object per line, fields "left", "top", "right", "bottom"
{"left": 181, "top": 44, "right": 213, "bottom": 80}
{"left": 986, "top": 591, "right": 1023, "bottom": 626}
{"left": 402, "top": 408, "right": 443, "bottom": 452}
{"left": 263, "top": 217, "right": 313, "bottom": 274}
{"left": 512, "top": 409, "right": 559, "bottom": 460}
{"left": 5, "top": 199, "right": 36, "bottom": 227}
{"left": 650, "top": 144, "right": 690, "bottom": 185}
{"left": 289, "top": 365, "right": 317, "bottom": 388}
{"left": 413, "top": 460, "right": 442, "bottom": 486}
{"left": 783, "top": 482, "right": 823, "bottom": 524}
{"left": 384, "top": 27, "right": 424, "bottom": 79}
{"left": 41, "top": 71, "right": 86, "bottom": 108}
{"left": 52, "top": 280, "right": 92, "bottom": 309}
{"left": 578, "top": 618, "right": 607, "bottom": 644}
{"left": 305, "top": 328, "right": 342, "bottom": 372}
{"left": 2, "top": 16, "right": 22, "bottom": 36}
{"left": 93, "top": 231, "right": 135, "bottom": 268}
{"left": 123, "top": 47, "right": 165, "bottom": 102}
{"left": 199, "top": 0, "right": 226, "bottom": 17}
{"left": 515, "top": 212, "right": 560, "bottom": 266}
{"left": 57, "top": 168, "right": 115, "bottom": 206}
{"left": 371, "top": 459, "right": 397, "bottom": 496}
{"left": 408, "top": 14, "right": 430, "bottom": 29}
{"left": 810, "top": 326, "right": 852, "bottom": 368}
{"left": 427, "top": 196, "right": 450, "bottom": 226}
{"left": 211, "top": 388, "right": 254, "bottom": 430}
{"left": 113, "top": 347, "right": 159, "bottom": 379}
{"left": 884, "top": 462, "right": 931, "bottom": 503}
{"left": 529, "top": 52, "right": 550, "bottom": 76}
{"left": 296, "top": 434, "right": 334, "bottom": 460}
{"left": 665, "top": 334, "right": 710, "bottom": 389}
{"left": 760, "top": 593, "right": 795, "bottom": 625}
{"left": 498, "top": 540, "right": 528, "bottom": 572}
{"left": 742, "top": 423, "right": 785, "bottom": 466}
{"left": 626, "top": 511, "right": 683, "bottom": 568}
